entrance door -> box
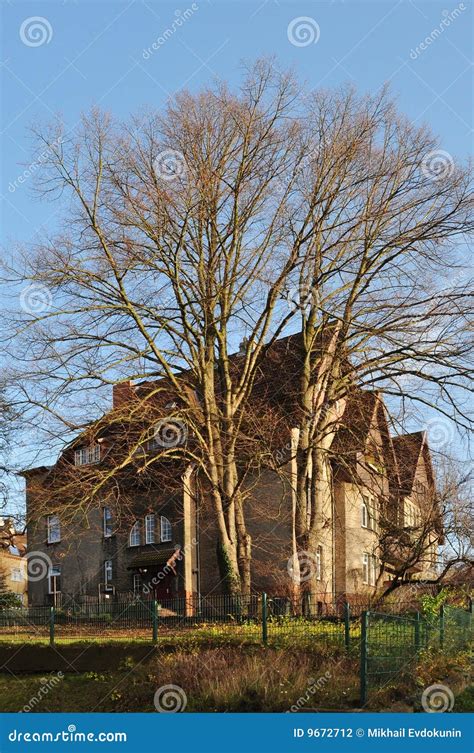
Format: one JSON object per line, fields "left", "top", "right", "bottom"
{"left": 153, "top": 571, "right": 175, "bottom": 601}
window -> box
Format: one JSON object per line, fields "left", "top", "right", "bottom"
{"left": 370, "top": 556, "right": 378, "bottom": 586}
{"left": 11, "top": 568, "right": 23, "bottom": 582}
{"left": 129, "top": 521, "right": 141, "bottom": 547}
{"left": 160, "top": 516, "right": 172, "bottom": 543}
{"left": 362, "top": 553, "right": 369, "bottom": 584}
{"left": 363, "top": 553, "right": 378, "bottom": 586}
{"left": 103, "top": 507, "right": 113, "bottom": 538}
{"left": 145, "top": 514, "right": 155, "bottom": 544}
{"left": 104, "top": 560, "right": 113, "bottom": 585}
{"left": 48, "top": 565, "right": 61, "bottom": 594}
{"left": 405, "top": 502, "right": 417, "bottom": 528}
{"left": 133, "top": 574, "right": 142, "bottom": 594}
{"left": 361, "top": 500, "right": 369, "bottom": 528}
{"left": 74, "top": 444, "right": 101, "bottom": 466}
{"left": 316, "top": 546, "right": 323, "bottom": 580}
{"left": 46, "top": 515, "right": 61, "bottom": 544}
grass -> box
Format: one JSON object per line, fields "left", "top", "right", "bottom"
{"left": 0, "top": 617, "right": 347, "bottom": 647}
{"left": 0, "top": 646, "right": 360, "bottom": 713}
{"left": 454, "top": 685, "right": 474, "bottom": 712}
{"left": 0, "top": 644, "right": 471, "bottom": 713}
{"left": 0, "top": 639, "right": 474, "bottom": 712}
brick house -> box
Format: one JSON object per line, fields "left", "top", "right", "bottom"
{"left": 24, "top": 333, "right": 441, "bottom": 608}
{"left": 0, "top": 516, "right": 28, "bottom": 605}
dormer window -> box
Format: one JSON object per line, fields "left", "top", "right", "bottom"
{"left": 74, "top": 444, "right": 101, "bottom": 466}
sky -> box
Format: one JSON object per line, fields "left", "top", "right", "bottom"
{"left": 0, "top": 0, "right": 473, "bottom": 514}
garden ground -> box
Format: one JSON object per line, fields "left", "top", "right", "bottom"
{"left": 0, "top": 641, "right": 471, "bottom": 713}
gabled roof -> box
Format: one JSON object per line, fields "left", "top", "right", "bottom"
{"left": 332, "top": 390, "right": 379, "bottom": 456}
{"left": 392, "top": 431, "right": 427, "bottom": 494}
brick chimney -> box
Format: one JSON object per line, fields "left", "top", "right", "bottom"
{"left": 112, "top": 380, "right": 135, "bottom": 409}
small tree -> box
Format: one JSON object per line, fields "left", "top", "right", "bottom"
{"left": 0, "top": 569, "right": 20, "bottom": 608}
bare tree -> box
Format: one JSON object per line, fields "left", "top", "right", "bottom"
{"left": 3, "top": 60, "right": 473, "bottom": 599}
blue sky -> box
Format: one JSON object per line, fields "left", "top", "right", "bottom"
{"left": 1, "top": 0, "right": 472, "bottom": 240}
{"left": 0, "top": 0, "right": 473, "bottom": 512}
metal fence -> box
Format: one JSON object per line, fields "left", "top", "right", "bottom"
{"left": 0, "top": 593, "right": 355, "bottom": 646}
{"left": 360, "top": 603, "right": 473, "bottom": 705}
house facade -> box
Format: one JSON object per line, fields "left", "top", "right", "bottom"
{"left": 0, "top": 516, "right": 28, "bottom": 605}
{"left": 24, "top": 336, "right": 441, "bottom": 608}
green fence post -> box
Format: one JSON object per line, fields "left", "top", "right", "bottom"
{"left": 414, "top": 611, "right": 421, "bottom": 652}
{"left": 152, "top": 600, "right": 158, "bottom": 644}
{"left": 359, "top": 610, "right": 369, "bottom": 706}
{"left": 262, "top": 592, "right": 268, "bottom": 645}
{"left": 49, "top": 606, "right": 55, "bottom": 646}
{"left": 439, "top": 604, "right": 445, "bottom": 648}
{"left": 344, "top": 601, "right": 351, "bottom": 651}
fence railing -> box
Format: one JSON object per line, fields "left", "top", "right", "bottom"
{"left": 359, "top": 603, "right": 473, "bottom": 705}
{"left": 0, "top": 593, "right": 355, "bottom": 646}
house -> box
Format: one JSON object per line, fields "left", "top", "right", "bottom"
{"left": 0, "top": 515, "right": 28, "bottom": 605}
{"left": 23, "top": 333, "right": 441, "bottom": 608}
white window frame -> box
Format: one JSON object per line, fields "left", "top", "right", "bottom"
{"left": 363, "top": 553, "right": 377, "bottom": 586}
{"left": 316, "top": 546, "right": 322, "bottom": 580}
{"left": 145, "top": 514, "right": 155, "bottom": 545}
{"left": 103, "top": 507, "right": 113, "bottom": 538}
{"left": 104, "top": 560, "right": 113, "bottom": 585}
{"left": 74, "top": 444, "right": 101, "bottom": 467}
{"left": 160, "top": 516, "right": 172, "bottom": 543}
{"left": 361, "top": 501, "right": 369, "bottom": 528}
{"left": 47, "top": 515, "right": 61, "bottom": 544}
{"left": 48, "top": 565, "right": 61, "bottom": 594}
{"left": 129, "top": 521, "right": 141, "bottom": 547}
{"left": 133, "top": 574, "right": 142, "bottom": 594}
{"left": 370, "top": 555, "right": 377, "bottom": 586}
{"left": 362, "top": 553, "right": 369, "bottom": 584}
{"left": 11, "top": 568, "right": 23, "bottom": 582}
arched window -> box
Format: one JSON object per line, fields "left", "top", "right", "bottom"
{"left": 129, "top": 521, "right": 141, "bottom": 547}
{"left": 145, "top": 514, "right": 155, "bottom": 544}
{"left": 160, "top": 516, "right": 172, "bottom": 543}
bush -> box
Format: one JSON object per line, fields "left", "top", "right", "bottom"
{"left": 0, "top": 592, "right": 22, "bottom": 608}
